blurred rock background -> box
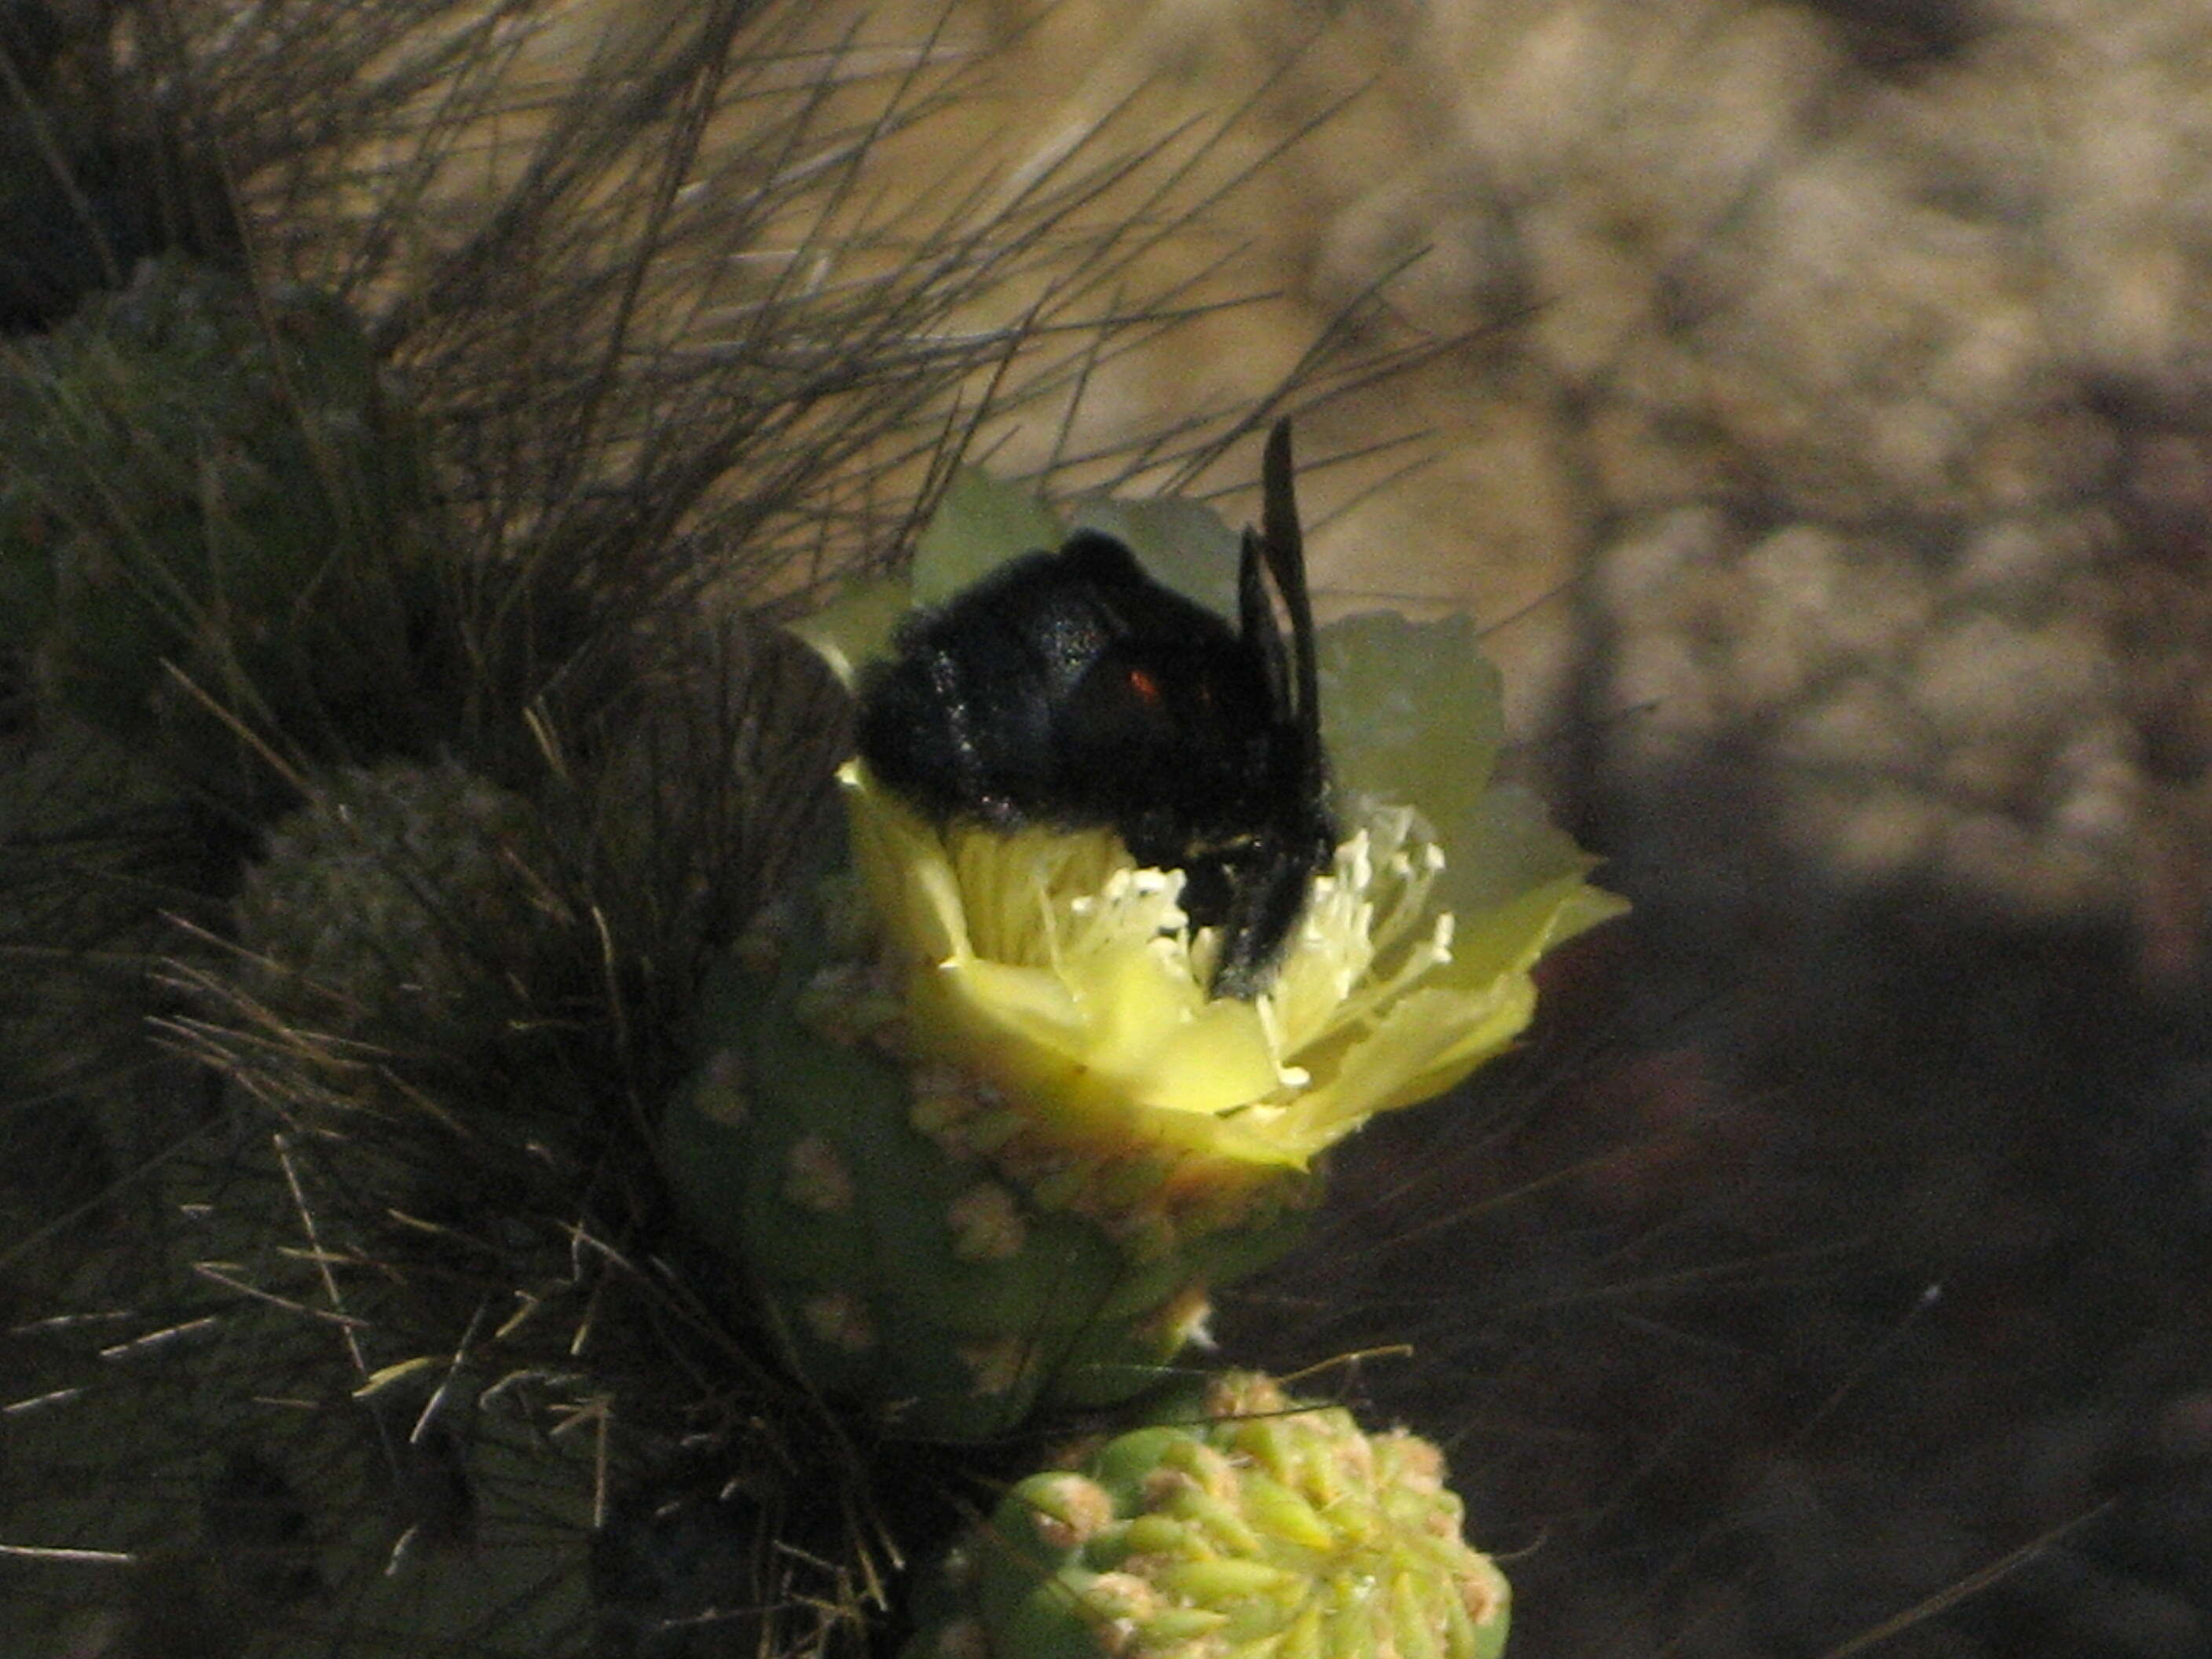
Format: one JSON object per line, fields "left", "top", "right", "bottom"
{"left": 883, "top": 3, "right": 2212, "bottom": 1657}
{"left": 919, "top": 0, "right": 2212, "bottom": 940}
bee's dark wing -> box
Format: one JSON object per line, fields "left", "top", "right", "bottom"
{"left": 1208, "top": 419, "right": 1337, "bottom": 1000}
{"left": 1209, "top": 837, "right": 1323, "bottom": 1001}
{"left": 1252, "top": 419, "right": 1323, "bottom": 785}
{"left": 1238, "top": 525, "right": 1289, "bottom": 714}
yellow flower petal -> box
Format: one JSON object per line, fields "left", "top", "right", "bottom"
{"left": 834, "top": 750, "right": 1619, "bottom": 1193}
{"left": 805, "top": 469, "right": 1625, "bottom": 1220}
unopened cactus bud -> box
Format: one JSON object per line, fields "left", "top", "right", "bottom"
{"left": 906, "top": 1372, "right": 1511, "bottom": 1659}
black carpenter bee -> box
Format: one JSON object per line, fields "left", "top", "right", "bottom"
{"left": 858, "top": 419, "right": 1334, "bottom": 998}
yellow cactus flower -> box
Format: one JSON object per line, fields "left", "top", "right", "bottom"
{"left": 810, "top": 463, "right": 1626, "bottom": 1224}
{"left": 665, "top": 452, "right": 1625, "bottom": 1430}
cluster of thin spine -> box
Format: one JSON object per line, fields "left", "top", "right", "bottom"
{"left": 0, "top": 5, "right": 1456, "bottom": 1657}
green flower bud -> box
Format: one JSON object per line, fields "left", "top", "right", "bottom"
{"left": 906, "top": 1372, "right": 1511, "bottom": 1659}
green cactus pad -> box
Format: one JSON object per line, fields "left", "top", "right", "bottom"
{"left": 659, "top": 884, "right": 1317, "bottom": 1441}
{"left": 906, "top": 1372, "right": 1511, "bottom": 1659}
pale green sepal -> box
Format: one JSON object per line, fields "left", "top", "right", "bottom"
{"left": 788, "top": 575, "right": 912, "bottom": 688}
{"left": 1317, "top": 611, "right": 1505, "bottom": 834}
{"left": 1063, "top": 494, "right": 1243, "bottom": 615}
{"left": 1434, "top": 782, "right": 1612, "bottom": 918}
{"left": 914, "top": 467, "right": 1067, "bottom": 606}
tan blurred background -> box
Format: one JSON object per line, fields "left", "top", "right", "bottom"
{"left": 865, "top": 9, "right": 2212, "bottom": 1657}
{"left": 841, "top": 0, "right": 2212, "bottom": 967}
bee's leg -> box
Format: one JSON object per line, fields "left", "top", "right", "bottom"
{"left": 1208, "top": 837, "right": 1324, "bottom": 1000}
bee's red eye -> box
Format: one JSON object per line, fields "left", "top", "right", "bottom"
{"left": 1123, "top": 665, "right": 1163, "bottom": 707}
